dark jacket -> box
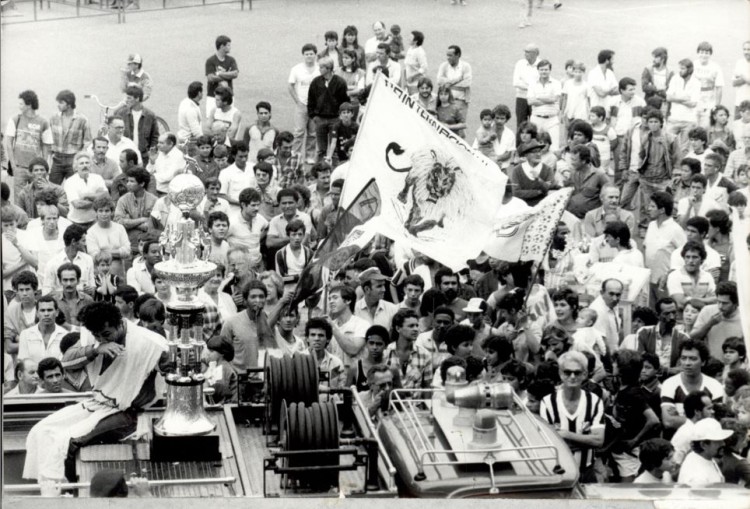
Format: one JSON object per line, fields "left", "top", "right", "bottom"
{"left": 307, "top": 75, "right": 349, "bottom": 119}
{"left": 508, "top": 162, "right": 556, "bottom": 207}
{"left": 275, "top": 245, "right": 313, "bottom": 284}
{"left": 636, "top": 325, "right": 689, "bottom": 368}
{"left": 115, "top": 106, "right": 160, "bottom": 162}
{"left": 641, "top": 65, "right": 675, "bottom": 101}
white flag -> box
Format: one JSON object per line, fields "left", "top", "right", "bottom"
{"left": 484, "top": 188, "right": 574, "bottom": 262}
{"left": 340, "top": 74, "right": 507, "bottom": 270}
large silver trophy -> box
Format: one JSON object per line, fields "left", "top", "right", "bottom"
{"left": 153, "top": 174, "right": 216, "bottom": 436}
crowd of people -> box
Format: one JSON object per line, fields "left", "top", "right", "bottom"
{"left": 2, "top": 22, "right": 750, "bottom": 490}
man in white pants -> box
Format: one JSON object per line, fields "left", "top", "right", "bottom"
{"left": 528, "top": 59, "right": 562, "bottom": 152}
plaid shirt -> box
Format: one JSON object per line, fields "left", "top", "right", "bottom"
{"left": 201, "top": 300, "right": 221, "bottom": 341}
{"left": 384, "top": 342, "right": 433, "bottom": 390}
{"left": 275, "top": 150, "right": 304, "bottom": 188}
{"left": 49, "top": 112, "right": 92, "bottom": 155}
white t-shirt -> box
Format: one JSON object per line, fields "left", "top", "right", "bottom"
{"left": 288, "top": 63, "right": 320, "bottom": 105}
{"left": 693, "top": 60, "right": 725, "bottom": 107}
{"left": 562, "top": 79, "right": 589, "bottom": 120}
{"left": 588, "top": 66, "right": 618, "bottom": 109}
{"left": 677, "top": 451, "right": 725, "bottom": 486}
{"left": 733, "top": 57, "right": 750, "bottom": 106}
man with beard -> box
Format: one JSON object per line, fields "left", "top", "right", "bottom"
{"left": 16, "top": 157, "right": 69, "bottom": 219}
{"left": 588, "top": 50, "right": 619, "bottom": 111}
{"left": 642, "top": 47, "right": 674, "bottom": 108}
{"left": 329, "top": 284, "right": 370, "bottom": 368}
{"left": 635, "top": 298, "right": 690, "bottom": 376}
{"left": 23, "top": 302, "right": 168, "bottom": 484}
{"left": 661, "top": 340, "right": 724, "bottom": 433}
{"left": 415, "top": 305, "right": 455, "bottom": 369}
{"left": 667, "top": 59, "right": 702, "bottom": 153}
{"left": 677, "top": 417, "right": 732, "bottom": 485}
{"left": 434, "top": 268, "right": 468, "bottom": 322}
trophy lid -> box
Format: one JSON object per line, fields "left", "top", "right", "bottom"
{"left": 169, "top": 173, "right": 205, "bottom": 215}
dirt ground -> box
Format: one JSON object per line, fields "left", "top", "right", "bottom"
{"left": 0, "top": 0, "right": 745, "bottom": 140}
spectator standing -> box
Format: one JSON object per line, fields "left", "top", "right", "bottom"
{"left": 540, "top": 351, "right": 605, "bottom": 482}
{"left": 732, "top": 41, "right": 750, "bottom": 119}
{"left": 641, "top": 47, "right": 674, "bottom": 109}
{"left": 403, "top": 31, "right": 428, "bottom": 95}
{"left": 114, "top": 167, "right": 157, "bottom": 262}
{"left": 436, "top": 45, "right": 472, "bottom": 122}
{"left": 205, "top": 35, "right": 239, "bottom": 119}
{"left": 512, "top": 44, "right": 540, "bottom": 129}
{"left": 5, "top": 90, "right": 52, "bottom": 195}
{"left": 308, "top": 57, "right": 349, "bottom": 164}
{"left": 146, "top": 133, "right": 186, "bottom": 196}
{"left": 63, "top": 153, "right": 108, "bottom": 227}
{"left": 666, "top": 59, "right": 701, "bottom": 153}
{"left": 119, "top": 54, "right": 153, "bottom": 102}
{"left": 48, "top": 90, "right": 92, "bottom": 184}
{"left": 176, "top": 81, "right": 204, "bottom": 146}
{"left": 115, "top": 86, "right": 160, "bottom": 166}
{"left": 635, "top": 298, "right": 690, "bottom": 375}
{"left": 364, "top": 21, "right": 390, "bottom": 64}
{"left": 671, "top": 390, "right": 715, "bottom": 465}
{"left": 288, "top": 44, "right": 320, "bottom": 166}
{"left": 588, "top": 50, "right": 618, "bottom": 111}
{"left": 693, "top": 42, "right": 724, "bottom": 128}
{"left": 528, "top": 60, "right": 562, "bottom": 152}
{"left": 566, "top": 145, "right": 609, "bottom": 219}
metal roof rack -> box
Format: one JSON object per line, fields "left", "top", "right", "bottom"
{"left": 387, "top": 388, "right": 564, "bottom": 494}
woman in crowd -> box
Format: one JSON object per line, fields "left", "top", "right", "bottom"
{"left": 435, "top": 85, "right": 466, "bottom": 139}
{"left": 340, "top": 25, "right": 365, "bottom": 69}
{"left": 551, "top": 288, "right": 580, "bottom": 336}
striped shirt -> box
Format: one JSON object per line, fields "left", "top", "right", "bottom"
{"left": 540, "top": 389, "right": 604, "bottom": 471}
{"left": 49, "top": 112, "right": 92, "bottom": 155}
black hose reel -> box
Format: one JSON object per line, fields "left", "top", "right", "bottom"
{"left": 265, "top": 352, "right": 319, "bottom": 434}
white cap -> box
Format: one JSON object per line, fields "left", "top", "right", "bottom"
{"left": 463, "top": 297, "right": 487, "bottom": 314}
{"left": 692, "top": 418, "right": 733, "bottom": 442}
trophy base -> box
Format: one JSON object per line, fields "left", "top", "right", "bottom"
{"left": 151, "top": 419, "right": 221, "bottom": 462}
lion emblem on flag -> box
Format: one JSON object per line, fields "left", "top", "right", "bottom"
{"left": 385, "top": 142, "right": 474, "bottom": 237}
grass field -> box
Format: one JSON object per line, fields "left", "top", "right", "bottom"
{"left": 0, "top": 0, "right": 745, "bottom": 138}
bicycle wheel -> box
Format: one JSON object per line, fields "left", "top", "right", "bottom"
{"left": 156, "top": 116, "right": 170, "bottom": 135}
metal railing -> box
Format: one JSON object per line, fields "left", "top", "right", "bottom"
{"left": 387, "top": 388, "right": 563, "bottom": 493}
{"left": 1, "top": 0, "right": 252, "bottom": 25}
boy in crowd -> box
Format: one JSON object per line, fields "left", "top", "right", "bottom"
{"left": 206, "top": 211, "right": 230, "bottom": 267}
{"left": 473, "top": 109, "right": 497, "bottom": 160}
{"left": 589, "top": 106, "right": 617, "bottom": 179}
{"left": 193, "top": 135, "right": 220, "bottom": 184}
{"left": 327, "top": 102, "right": 359, "bottom": 167}
{"left": 307, "top": 317, "right": 345, "bottom": 391}
{"left": 634, "top": 438, "right": 675, "bottom": 483}
{"left": 275, "top": 219, "right": 312, "bottom": 284}
{"left": 254, "top": 161, "right": 280, "bottom": 221}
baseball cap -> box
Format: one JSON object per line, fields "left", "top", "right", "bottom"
{"left": 127, "top": 54, "right": 143, "bottom": 64}
{"left": 692, "top": 418, "right": 733, "bottom": 442}
{"left": 359, "top": 267, "right": 390, "bottom": 285}
{"left": 339, "top": 102, "right": 354, "bottom": 113}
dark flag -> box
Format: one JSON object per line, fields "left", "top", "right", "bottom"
{"left": 290, "top": 178, "right": 381, "bottom": 307}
